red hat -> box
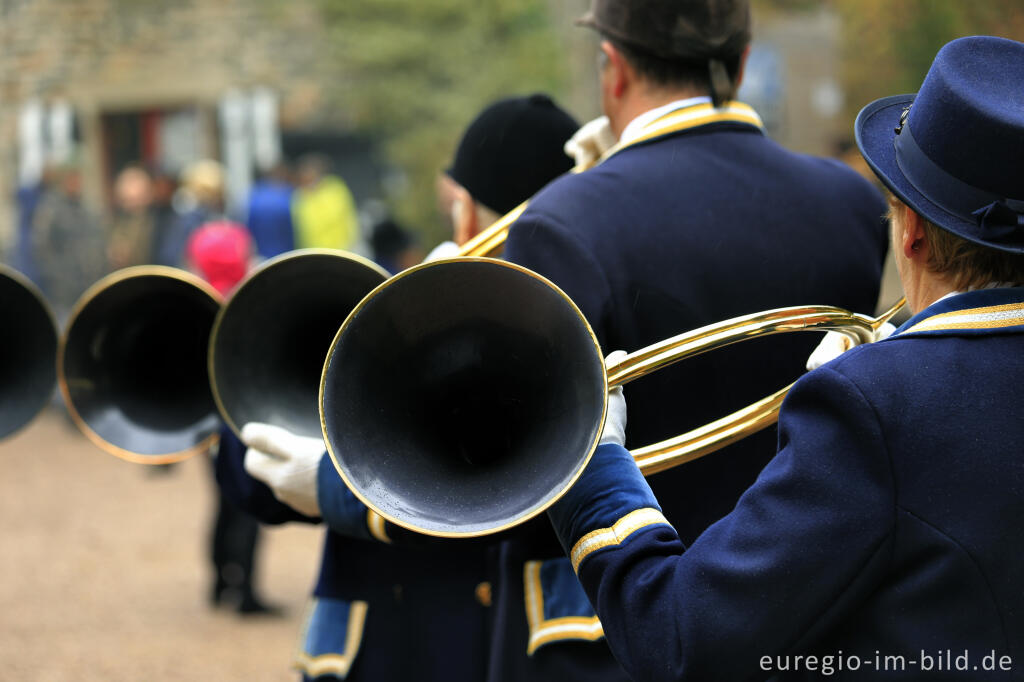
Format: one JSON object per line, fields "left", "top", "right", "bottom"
{"left": 186, "top": 221, "right": 253, "bottom": 294}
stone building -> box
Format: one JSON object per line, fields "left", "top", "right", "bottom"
{"left": 0, "top": 0, "right": 373, "bottom": 259}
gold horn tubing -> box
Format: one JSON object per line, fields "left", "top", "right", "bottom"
{"left": 632, "top": 384, "right": 791, "bottom": 476}
{"left": 606, "top": 305, "right": 886, "bottom": 388}
{"left": 872, "top": 296, "right": 907, "bottom": 330}
{"left": 614, "top": 298, "right": 907, "bottom": 477}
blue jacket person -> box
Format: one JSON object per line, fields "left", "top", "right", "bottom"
{"left": 547, "top": 35, "right": 1024, "bottom": 681}
{"left": 491, "top": 0, "right": 890, "bottom": 678}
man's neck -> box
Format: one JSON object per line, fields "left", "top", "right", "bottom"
{"left": 610, "top": 86, "right": 709, "bottom": 139}
{"left": 906, "top": 272, "right": 957, "bottom": 315}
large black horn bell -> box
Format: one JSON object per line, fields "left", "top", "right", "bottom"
{"left": 210, "top": 250, "right": 390, "bottom": 438}
{"left": 0, "top": 265, "right": 58, "bottom": 439}
{"left": 59, "top": 266, "right": 222, "bottom": 462}
{"left": 320, "top": 259, "right": 608, "bottom": 538}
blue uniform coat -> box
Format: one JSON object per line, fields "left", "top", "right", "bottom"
{"left": 549, "top": 288, "right": 1024, "bottom": 681}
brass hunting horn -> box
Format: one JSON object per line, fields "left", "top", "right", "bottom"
{"left": 58, "top": 266, "right": 223, "bottom": 463}
{"left": 319, "top": 258, "right": 904, "bottom": 538}
{"left": 0, "top": 264, "right": 59, "bottom": 439}
{"left": 208, "top": 249, "right": 390, "bottom": 438}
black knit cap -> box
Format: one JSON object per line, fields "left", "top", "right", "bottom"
{"left": 446, "top": 94, "right": 579, "bottom": 215}
{"left": 576, "top": 0, "right": 750, "bottom": 62}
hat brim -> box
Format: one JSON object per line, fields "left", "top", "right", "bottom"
{"left": 855, "top": 94, "right": 1022, "bottom": 253}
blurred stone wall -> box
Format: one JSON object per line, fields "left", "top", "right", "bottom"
{"left": 0, "top": 0, "right": 348, "bottom": 254}
{"left": 749, "top": 5, "right": 847, "bottom": 156}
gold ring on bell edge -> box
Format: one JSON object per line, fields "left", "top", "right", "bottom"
{"left": 317, "top": 257, "right": 609, "bottom": 539}
{"left": 56, "top": 265, "right": 223, "bottom": 464}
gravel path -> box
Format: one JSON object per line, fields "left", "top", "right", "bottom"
{"left": 1, "top": 408, "right": 323, "bottom": 681}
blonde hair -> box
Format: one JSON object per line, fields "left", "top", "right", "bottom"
{"left": 889, "top": 196, "right": 1024, "bottom": 290}
{"left": 181, "top": 160, "right": 225, "bottom": 204}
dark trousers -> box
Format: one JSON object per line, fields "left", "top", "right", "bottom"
{"left": 210, "top": 481, "right": 261, "bottom": 606}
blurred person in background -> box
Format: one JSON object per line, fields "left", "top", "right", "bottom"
{"left": 156, "top": 159, "right": 230, "bottom": 267}
{"left": 245, "top": 161, "right": 296, "bottom": 260}
{"left": 186, "top": 219, "right": 279, "bottom": 616}
{"left": 107, "top": 164, "right": 155, "bottom": 271}
{"left": 148, "top": 168, "right": 180, "bottom": 265}
{"left": 217, "top": 93, "right": 578, "bottom": 682}
{"left": 291, "top": 154, "right": 362, "bottom": 253}
{"left": 13, "top": 166, "right": 52, "bottom": 285}
{"left": 30, "top": 159, "right": 106, "bottom": 321}
{"left": 369, "top": 214, "right": 422, "bottom": 274}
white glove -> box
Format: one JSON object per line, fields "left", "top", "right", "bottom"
{"left": 425, "top": 240, "right": 460, "bottom": 262}
{"left": 241, "top": 422, "right": 326, "bottom": 518}
{"left": 601, "top": 350, "right": 629, "bottom": 446}
{"left": 805, "top": 322, "right": 897, "bottom": 371}
{"left": 564, "top": 116, "right": 616, "bottom": 168}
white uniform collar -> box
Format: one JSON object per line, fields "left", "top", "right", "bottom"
{"left": 619, "top": 97, "right": 713, "bottom": 145}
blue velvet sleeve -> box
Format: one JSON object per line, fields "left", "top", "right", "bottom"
{"left": 547, "top": 443, "right": 665, "bottom": 560}
{"left": 316, "top": 454, "right": 375, "bottom": 542}
{"left": 213, "top": 425, "right": 319, "bottom": 525}
{"left": 554, "top": 366, "right": 896, "bottom": 681}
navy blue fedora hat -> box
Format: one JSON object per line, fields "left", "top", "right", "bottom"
{"left": 855, "top": 35, "right": 1024, "bottom": 254}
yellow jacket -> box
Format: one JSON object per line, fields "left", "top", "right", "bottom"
{"left": 292, "top": 175, "right": 359, "bottom": 250}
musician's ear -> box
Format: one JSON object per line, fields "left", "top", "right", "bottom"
{"left": 734, "top": 45, "right": 752, "bottom": 91}
{"left": 899, "top": 204, "right": 928, "bottom": 263}
{"left": 601, "top": 40, "right": 630, "bottom": 99}
{"left": 451, "top": 185, "right": 478, "bottom": 246}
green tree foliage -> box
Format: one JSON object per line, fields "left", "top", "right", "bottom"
{"left": 835, "top": 0, "right": 1024, "bottom": 123}
{"left": 318, "top": 0, "right": 568, "bottom": 245}
{"left": 749, "top": 0, "right": 1024, "bottom": 151}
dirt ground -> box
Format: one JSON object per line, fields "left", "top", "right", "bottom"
{"left": 1, "top": 407, "right": 324, "bottom": 682}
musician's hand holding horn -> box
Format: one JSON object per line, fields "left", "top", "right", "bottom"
{"left": 242, "top": 423, "right": 326, "bottom": 518}
{"left": 547, "top": 351, "right": 660, "bottom": 556}
{"left": 805, "top": 321, "right": 897, "bottom": 371}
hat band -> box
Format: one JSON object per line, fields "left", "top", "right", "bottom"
{"left": 894, "top": 122, "right": 1024, "bottom": 231}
